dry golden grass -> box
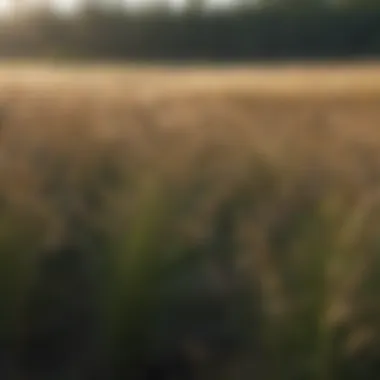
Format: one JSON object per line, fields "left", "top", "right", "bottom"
{"left": 2, "top": 62, "right": 380, "bottom": 97}
{"left": 1, "top": 64, "right": 380, "bottom": 260}
{"left": 0, "top": 65, "right": 379, "bottom": 246}
{"left": 1, "top": 64, "right": 380, "bottom": 379}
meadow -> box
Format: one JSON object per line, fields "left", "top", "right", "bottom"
{"left": 1, "top": 64, "right": 380, "bottom": 380}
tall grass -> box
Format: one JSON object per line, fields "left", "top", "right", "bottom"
{"left": 0, "top": 79, "right": 380, "bottom": 379}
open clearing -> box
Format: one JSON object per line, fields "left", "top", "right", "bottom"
{"left": 1, "top": 63, "right": 380, "bottom": 99}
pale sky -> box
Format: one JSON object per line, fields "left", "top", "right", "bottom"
{"left": 0, "top": 0, "right": 233, "bottom": 15}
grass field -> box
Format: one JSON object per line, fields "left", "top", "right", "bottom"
{"left": 2, "top": 62, "right": 380, "bottom": 96}
{"left": 1, "top": 64, "right": 380, "bottom": 380}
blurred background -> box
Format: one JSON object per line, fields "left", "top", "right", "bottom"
{"left": 1, "top": 1, "right": 380, "bottom": 380}
{"left": 1, "top": 0, "right": 380, "bottom": 60}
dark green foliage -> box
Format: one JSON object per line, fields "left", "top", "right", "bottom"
{"left": 0, "top": 0, "right": 380, "bottom": 61}
{"left": 3, "top": 4, "right": 380, "bottom": 60}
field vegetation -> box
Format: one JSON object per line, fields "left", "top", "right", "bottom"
{"left": 0, "top": 65, "right": 380, "bottom": 380}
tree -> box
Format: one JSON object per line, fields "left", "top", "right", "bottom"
{"left": 185, "top": 0, "right": 208, "bottom": 13}
{"left": 334, "top": 0, "right": 380, "bottom": 9}
{"left": 257, "top": 0, "right": 329, "bottom": 11}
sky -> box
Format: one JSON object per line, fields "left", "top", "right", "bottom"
{"left": 0, "top": 0, "right": 233, "bottom": 15}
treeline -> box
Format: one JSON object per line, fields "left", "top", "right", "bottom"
{"left": 2, "top": 2, "right": 380, "bottom": 61}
